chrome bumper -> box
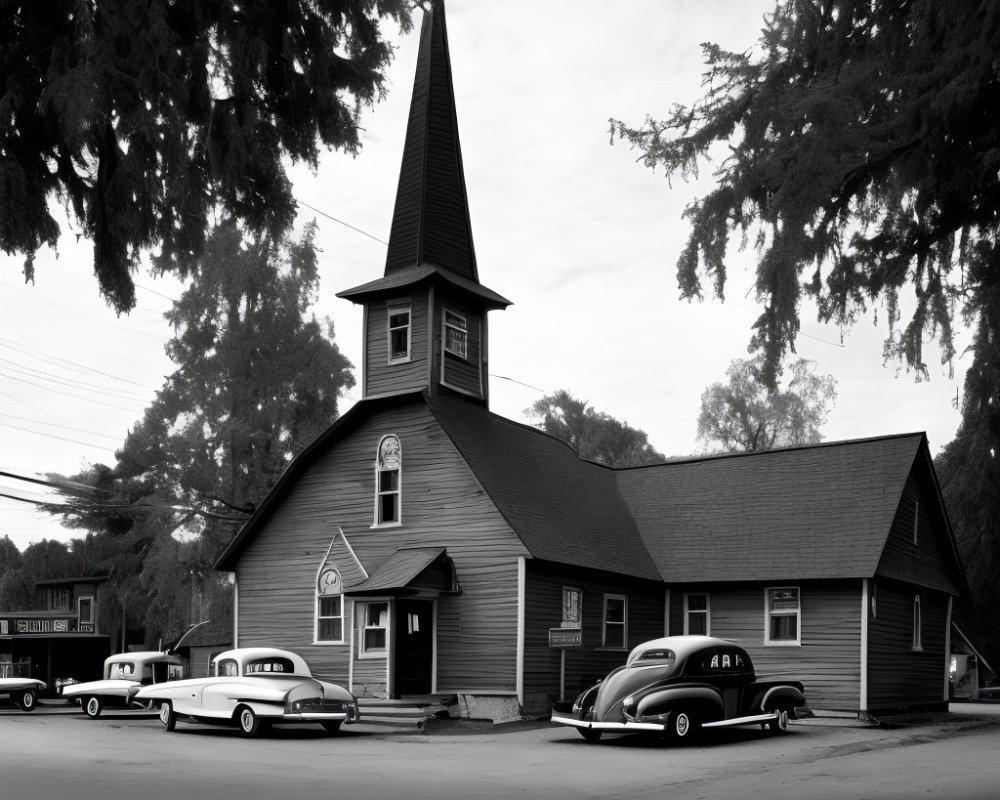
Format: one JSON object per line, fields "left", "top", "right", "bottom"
{"left": 551, "top": 711, "right": 783, "bottom": 731}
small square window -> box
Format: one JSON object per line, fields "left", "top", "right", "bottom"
{"left": 765, "top": 587, "right": 800, "bottom": 645}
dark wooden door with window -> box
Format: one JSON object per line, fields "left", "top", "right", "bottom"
{"left": 393, "top": 599, "right": 433, "bottom": 697}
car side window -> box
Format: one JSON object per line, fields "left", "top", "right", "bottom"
{"left": 217, "top": 659, "right": 239, "bottom": 677}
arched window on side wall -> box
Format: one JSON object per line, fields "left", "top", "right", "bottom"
{"left": 375, "top": 435, "right": 402, "bottom": 525}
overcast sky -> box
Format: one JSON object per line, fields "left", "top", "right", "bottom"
{"left": 0, "top": 0, "right": 967, "bottom": 550}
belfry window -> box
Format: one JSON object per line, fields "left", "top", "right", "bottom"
{"left": 443, "top": 309, "right": 468, "bottom": 359}
{"left": 375, "top": 435, "right": 402, "bottom": 525}
{"left": 388, "top": 304, "right": 411, "bottom": 363}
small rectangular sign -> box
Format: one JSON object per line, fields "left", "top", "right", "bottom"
{"left": 549, "top": 627, "right": 582, "bottom": 648}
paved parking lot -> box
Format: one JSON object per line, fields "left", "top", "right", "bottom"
{"left": 2, "top": 701, "right": 999, "bottom": 800}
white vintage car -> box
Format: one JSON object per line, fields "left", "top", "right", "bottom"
{"left": 61, "top": 651, "right": 184, "bottom": 718}
{"left": 0, "top": 677, "right": 46, "bottom": 711}
{"left": 133, "top": 647, "right": 360, "bottom": 737}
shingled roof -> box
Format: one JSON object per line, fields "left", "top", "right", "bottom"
{"left": 616, "top": 433, "right": 934, "bottom": 584}
{"left": 426, "top": 392, "right": 661, "bottom": 581}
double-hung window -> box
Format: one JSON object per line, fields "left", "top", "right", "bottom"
{"left": 388, "top": 304, "right": 411, "bottom": 363}
{"left": 375, "top": 435, "right": 401, "bottom": 525}
{"left": 316, "top": 567, "right": 344, "bottom": 643}
{"left": 684, "top": 593, "right": 710, "bottom": 635}
{"left": 602, "top": 594, "right": 627, "bottom": 648}
{"left": 360, "top": 601, "right": 389, "bottom": 656}
{"left": 765, "top": 587, "right": 801, "bottom": 645}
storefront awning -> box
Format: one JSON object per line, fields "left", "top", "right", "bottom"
{"left": 345, "top": 547, "right": 460, "bottom": 595}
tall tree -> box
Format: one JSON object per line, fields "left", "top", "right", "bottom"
{"left": 50, "top": 219, "right": 354, "bottom": 646}
{"left": 1, "top": 0, "right": 411, "bottom": 312}
{"left": 697, "top": 357, "right": 837, "bottom": 453}
{"left": 610, "top": 0, "right": 997, "bottom": 389}
{"left": 527, "top": 390, "right": 665, "bottom": 467}
{"left": 611, "top": 0, "right": 1000, "bottom": 652}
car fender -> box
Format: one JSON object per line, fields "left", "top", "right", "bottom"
{"left": 635, "top": 685, "right": 723, "bottom": 719}
{"left": 229, "top": 699, "right": 286, "bottom": 720}
{"left": 758, "top": 685, "right": 806, "bottom": 712}
{"left": 61, "top": 679, "right": 136, "bottom": 699}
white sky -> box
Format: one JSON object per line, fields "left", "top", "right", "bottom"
{"left": 0, "top": 0, "right": 966, "bottom": 550}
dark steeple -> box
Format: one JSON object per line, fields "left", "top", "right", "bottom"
{"left": 339, "top": 0, "right": 510, "bottom": 310}
{"left": 385, "top": 0, "right": 476, "bottom": 279}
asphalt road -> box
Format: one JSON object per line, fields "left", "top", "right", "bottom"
{"left": 1, "top": 702, "right": 998, "bottom": 800}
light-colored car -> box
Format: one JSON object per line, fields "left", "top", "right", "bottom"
{"left": 133, "top": 647, "right": 360, "bottom": 737}
{"left": 0, "top": 677, "right": 46, "bottom": 711}
{"left": 61, "top": 651, "right": 184, "bottom": 718}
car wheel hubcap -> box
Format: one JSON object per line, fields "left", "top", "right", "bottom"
{"left": 159, "top": 705, "right": 171, "bottom": 725}
{"left": 23, "top": 693, "right": 34, "bottom": 709}
{"left": 676, "top": 713, "right": 689, "bottom": 736}
{"left": 241, "top": 711, "right": 253, "bottom": 731}
{"left": 87, "top": 699, "right": 98, "bottom": 715}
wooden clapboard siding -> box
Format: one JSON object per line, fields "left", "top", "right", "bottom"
{"left": 365, "top": 292, "right": 430, "bottom": 397}
{"left": 670, "top": 581, "right": 862, "bottom": 710}
{"left": 234, "top": 398, "right": 528, "bottom": 691}
{"left": 521, "top": 563, "right": 665, "bottom": 714}
{"left": 867, "top": 578, "right": 949, "bottom": 710}
{"left": 877, "top": 474, "right": 961, "bottom": 594}
{"left": 352, "top": 650, "right": 389, "bottom": 698}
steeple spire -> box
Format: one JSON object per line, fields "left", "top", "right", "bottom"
{"left": 338, "top": 0, "right": 509, "bottom": 309}
{"left": 384, "top": 0, "right": 477, "bottom": 280}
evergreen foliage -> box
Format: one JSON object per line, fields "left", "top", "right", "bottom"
{"left": 1, "top": 0, "right": 411, "bottom": 312}
{"left": 44, "top": 220, "right": 354, "bottom": 647}
{"left": 613, "top": 0, "right": 1000, "bottom": 661}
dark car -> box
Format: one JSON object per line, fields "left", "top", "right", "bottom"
{"left": 550, "top": 635, "right": 807, "bottom": 743}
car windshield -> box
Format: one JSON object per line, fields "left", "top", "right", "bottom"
{"left": 244, "top": 658, "right": 295, "bottom": 675}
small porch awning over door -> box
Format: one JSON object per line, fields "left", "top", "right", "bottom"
{"left": 345, "top": 547, "right": 460, "bottom": 596}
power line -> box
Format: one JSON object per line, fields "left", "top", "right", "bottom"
{"left": 295, "top": 199, "right": 389, "bottom": 246}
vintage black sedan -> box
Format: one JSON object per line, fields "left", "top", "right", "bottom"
{"left": 551, "top": 635, "right": 807, "bottom": 743}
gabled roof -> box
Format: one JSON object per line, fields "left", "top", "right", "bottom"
{"left": 425, "top": 393, "right": 662, "bottom": 581}
{"left": 217, "top": 391, "right": 660, "bottom": 581}
{"left": 617, "top": 433, "right": 937, "bottom": 584}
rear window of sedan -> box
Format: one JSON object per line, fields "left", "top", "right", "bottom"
{"left": 630, "top": 648, "right": 676, "bottom": 666}
{"left": 245, "top": 658, "right": 295, "bottom": 674}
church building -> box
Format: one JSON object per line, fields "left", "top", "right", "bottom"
{"left": 216, "top": 0, "right": 966, "bottom": 720}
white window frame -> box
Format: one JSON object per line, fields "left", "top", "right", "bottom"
{"left": 315, "top": 567, "right": 345, "bottom": 645}
{"left": 358, "top": 600, "right": 390, "bottom": 659}
{"left": 602, "top": 594, "right": 628, "bottom": 649}
{"left": 683, "top": 593, "right": 710, "bottom": 636}
{"left": 561, "top": 587, "right": 582, "bottom": 629}
{"left": 374, "top": 434, "right": 402, "bottom": 527}
{"left": 443, "top": 309, "right": 468, "bottom": 359}
{"left": 387, "top": 303, "right": 411, "bottom": 364}
{"left": 912, "top": 595, "right": 923, "bottom": 651}
{"left": 765, "top": 586, "right": 801, "bottom": 646}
